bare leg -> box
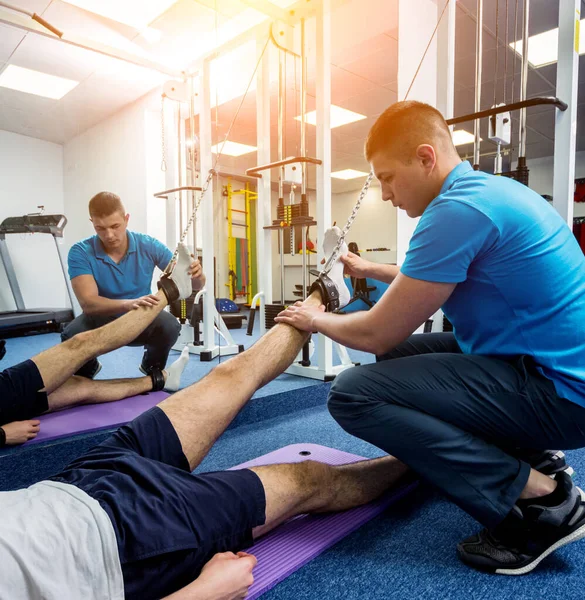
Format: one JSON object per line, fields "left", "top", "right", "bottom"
{"left": 251, "top": 455, "right": 409, "bottom": 538}
{"left": 47, "top": 375, "right": 154, "bottom": 412}
{"left": 158, "top": 293, "right": 318, "bottom": 471}
{"left": 519, "top": 467, "right": 557, "bottom": 499}
{"left": 32, "top": 290, "right": 169, "bottom": 394}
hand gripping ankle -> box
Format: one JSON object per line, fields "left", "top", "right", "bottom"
{"left": 309, "top": 272, "right": 340, "bottom": 312}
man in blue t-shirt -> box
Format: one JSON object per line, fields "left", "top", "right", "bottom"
{"left": 275, "top": 101, "right": 585, "bottom": 575}
{"left": 62, "top": 191, "right": 206, "bottom": 377}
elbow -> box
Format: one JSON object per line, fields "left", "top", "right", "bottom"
{"left": 78, "top": 299, "right": 96, "bottom": 315}
{"left": 366, "top": 338, "right": 386, "bottom": 356}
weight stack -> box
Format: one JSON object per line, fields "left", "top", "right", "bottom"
{"left": 265, "top": 303, "right": 286, "bottom": 330}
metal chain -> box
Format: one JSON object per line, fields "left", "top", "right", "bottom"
{"left": 160, "top": 94, "right": 167, "bottom": 172}
{"left": 321, "top": 171, "right": 374, "bottom": 276}
{"left": 163, "top": 168, "right": 215, "bottom": 273}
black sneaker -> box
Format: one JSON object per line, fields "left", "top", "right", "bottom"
{"left": 457, "top": 471, "right": 585, "bottom": 575}
{"left": 523, "top": 450, "right": 574, "bottom": 478}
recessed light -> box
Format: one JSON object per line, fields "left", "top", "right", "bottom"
{"left": 331, "top": 169, "right": 370, "bottom": 180}
{"left": 211, "top": 141, "right": 257, "bottom": 157}
{"left": 510, "top": 20, "right": 585, "bottom": 68}
{"left": 0, "top": 65, "right": 79, "bottom": 99}
{"left": 296, "top": 105, "right": 367, "bottom": 129}
{"left": 452, "top": 129, "right": 480, "bottom": 146}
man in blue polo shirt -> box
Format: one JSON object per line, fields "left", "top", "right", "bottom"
{"left": 275, "top": 101, "right": 585, "bottom": 575}
{"left": 62, "top": 191, "right": 205, "bottom": 378}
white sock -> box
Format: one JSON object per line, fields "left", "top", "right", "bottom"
{"left": 164, "top": 345, "right": 190, "bottom": 392}
{"left": 322, "top": 226, "right": 351, "bottom": 309}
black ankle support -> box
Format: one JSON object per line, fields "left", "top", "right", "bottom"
{"left": 309, "top": 272, "right": 340, "bottom": 312}
{"left": 150, "top": 368, "right": 166, "bottom": 392}
{"left": 157, "top": 274, "right": 180, "bottom": 303}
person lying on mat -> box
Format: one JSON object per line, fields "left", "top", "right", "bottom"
{"left": 61, "top": 191, "right": 205, "bottom": 379}
{"left": 275, "top": 100, "right": 585, "bottom": 576}
{"left": 0, "top": 240, "right": 409, "bottom": 600}
{"left": 0, "top": 247, "right": 195, "bottom": 447}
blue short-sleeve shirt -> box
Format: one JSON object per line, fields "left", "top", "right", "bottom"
{"left": 401, "top": 161, "right": 585, "bottom": 407}
{"left": 68, "top": 231, "right": 173, "bottom": 301}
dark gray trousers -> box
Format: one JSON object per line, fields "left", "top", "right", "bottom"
{"left": 328, "top": 333, "right": 585, "bottom": 527}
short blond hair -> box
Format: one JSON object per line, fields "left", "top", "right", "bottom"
{"left": 365, "top": 100, "right": 454, "bottom": 162}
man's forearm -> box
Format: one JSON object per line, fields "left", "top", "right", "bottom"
{"left": 364, "top": 262, "right": 401, "bottom": 284}
{"left": 82, "top": 296, "right": 129, "bottom": 316}
{"left": 312, "top": 311, "right": 381, "bottom": 354}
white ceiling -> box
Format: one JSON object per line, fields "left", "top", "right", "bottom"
{"left": 0, "top": 0, "right": 583, "bottom": 194}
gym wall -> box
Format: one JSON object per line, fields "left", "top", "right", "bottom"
{"left": 0, "top": 130, "right": 67, "bottom": 312}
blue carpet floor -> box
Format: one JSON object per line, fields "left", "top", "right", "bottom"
{"left": 2, "top": 332, "right": 585, "bottom": 599}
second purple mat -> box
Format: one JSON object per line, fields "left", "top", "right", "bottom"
{"left": 231, "top": 443, "right": 418, "bottom": 599}
{"left": 26, "top": 390, "right": 170, "bottom": 445}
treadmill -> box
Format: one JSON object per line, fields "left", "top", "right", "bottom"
{"left": 0, "top": 214, "right": 75, "bottom": 337}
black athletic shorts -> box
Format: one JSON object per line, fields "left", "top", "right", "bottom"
{"left": 0, "top": 360, "right": 48, "bottom": 425}
{"left": 49, "top": 406, "right": 267, "bottom": 600}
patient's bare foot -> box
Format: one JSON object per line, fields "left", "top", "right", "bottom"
{"left": 2, "top": 420, "right": 41, "bottom": 445}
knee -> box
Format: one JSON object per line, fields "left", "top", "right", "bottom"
{"left": 327, "top": 368, "right": 369, "bottom": 425}
{"left": 64, "top": 330, "right": 93, "bottom": 353}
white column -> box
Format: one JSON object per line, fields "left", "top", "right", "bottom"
{"left": 396, "top": 0, "right": 438, "bottom": 267}
{"left": 256, "top": 35, "right": 273, "bottom": 304}
{"left": 436, "top": 0, "right": 456, "bottom": 122}
{"left": 433, "top": 0, "right": 455, "bottom": 333}
{"left": 199, "top": 60, "right": 215, "bottom": 346}
{"left": 553, "top": 1, "right": 580, "bottom": 225}
{"left": 163, "top": 96, "right": 178, "bottom": 250}
{"left": 316, "top": 0, "right": 333, "bottom": 372}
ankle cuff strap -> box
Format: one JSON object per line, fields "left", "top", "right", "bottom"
{"left": 150, "top": 368, "right": 166, "bottom": 392}
{"left": 309, "top": 273, "right": 340, "bottom": 312}
{"left": 157, "top": 274, "right": 179, "bottom": 303}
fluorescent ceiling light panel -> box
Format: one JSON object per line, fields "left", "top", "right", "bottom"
{"left": 296, "top": 105, "right": 367, "bottom": 129}
{"left": 452, "top": 129, "right": 479, "bottom": 146}
{"left": 510, "top": 20, "right": 585, "bottom": 67}
{"left": 211, "top": 141, "right": 257, "bottom": 157}
{"left": 331, "top": 169, "right": 370, "bottom": 180}
{"left": 0, "top": 65, "right": 79, "bottom": 99}
{"left": 140, "top": 27, "right": 162, "bottom": 44}
{"left": 61, "top": 0, "right": 176, "bottom": 29}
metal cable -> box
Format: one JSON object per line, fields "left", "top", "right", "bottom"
{"left": 504, "top": 0, "right": 509, "bottom": 103}
{"left": 512, "top": 0, "right": 519, "bottom": 105}
{"left": 164, "top": 34, "right": 271, "bottom": 273}
{"left": 493, "top": 0, "right": 500, "bottom": 107}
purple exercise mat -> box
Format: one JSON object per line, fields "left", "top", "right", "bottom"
{"left": 26, "top": 391, "right": 170, "bottom": 445}
{"left": 231, "top": 444, "right": 418, "bottom": 600}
